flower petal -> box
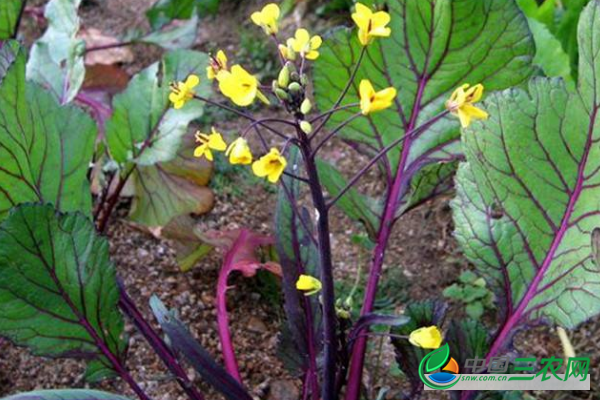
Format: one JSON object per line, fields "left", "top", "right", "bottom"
{"left": 185, "top": 74, "right": 200, "bottom": 88}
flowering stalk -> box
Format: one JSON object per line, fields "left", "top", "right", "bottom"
{"left": 343, "top": 96, "right": 443, "bottom": 399}
{"left": 296, "top": 127, "right": 338, "bottom": 400}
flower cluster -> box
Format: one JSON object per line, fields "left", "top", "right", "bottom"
{"left": 167, "top": 2, "right": 488, "bottom": 187}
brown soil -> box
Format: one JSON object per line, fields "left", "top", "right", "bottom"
{"left": 1, "top": 1, "right": 599, "bottom": 400}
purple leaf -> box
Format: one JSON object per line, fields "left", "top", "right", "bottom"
{"left": 149, "top": 296, "right": 253, "bottom": 400}
{"left": 201, "top": 229, "right": 281, "bottom": 381}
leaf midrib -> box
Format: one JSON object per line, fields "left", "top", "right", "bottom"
{"left": 487, "top": 102, "right": 599, "bottom": 359}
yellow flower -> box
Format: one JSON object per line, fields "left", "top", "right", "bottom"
{"left": 251, "top": 3, "right": 280, "bottom": 35}
{"left": 225, "top": 137, "right": 253, "bottom": 165}
{"left": 218, "top": 65, "right": 269, "bottom": 107}
{"left": 287, "top": 29, "right": 322, "bottom": 60}
{"left": 445, "top": 83, "right": 489, "bottom": 128}
{"left": 169, "top": 75, "right": 199, "bottom": 109}
{"left": 359, "top": 79, "right": 396, "bottom": 115}
{"left": 193, "top": 128, "right": 227, "bottom": 161}
{"left": 409, "top": 326, "right": 443, "bottom": 349}
{"left": 252, "top": 148, "right": 287, "bottom": 183}
{"left": 278, "top": 44, "right": 295, "bottom": 61}
{"left": 296, "top": 274, "right": 322, "bottom": 296}
{"left": 206, "top": 50, "right": 228, "bottom": 81}
{"left": 352, "top": 3, "right": 391, "bottom": 46}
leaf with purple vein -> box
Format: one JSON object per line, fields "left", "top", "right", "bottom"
{"left": 314, "top": 0, "right": 535, "bottom": 219}
{"left": 0, "top": 204, "right": 126, "bottom": 381}
{"left": 0, "top": 41, "right": 96, "bottom": 222}
{"left": 452, "top": 0, "right": 600, "bottom": 358}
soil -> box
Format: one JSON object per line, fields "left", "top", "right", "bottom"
{"left": 1, "top": 1, "right": 599, "bottom": 400}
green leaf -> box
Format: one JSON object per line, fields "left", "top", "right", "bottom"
{"left": 466, "top": 301, "right": 484, "bottom": 320}
{"left": 452, "top": 0, "right": 600, "bottom": 330}
{"left": 0, "top": 41, "right": 96, "bottom": 222}
{"left": 314, "top": 0, "right": 535, "bottom": 219}
{"left": 1, "top": 390, "right": 132, "bottom": 400}
{"left": 526, "top": 18, "right": 574, "bottom": 86}
{"left": 391, "top": 300, "right": 447, "bottom": 391}
{"left": 442, "top": 284, "right": 463, "bottom": 299}
{"left": 462, "top": 286, "right": 488, "bottom": 303}
{"left": 517, "top": 0, "right": 557, "bottom": 27}
{"left": 399, "top": 161, "right": 458, "bottom": 215}
{"left": 0, "top": 0, "right": 24, "bottom": 39}
{"left": 128, "top": 132, "right": 214, "bottom": 227}
{"left": 459, "top": 270, "right": 478, "bottom": 284}
{"left": 555, "top": 0, "right": 592, "bottom": 78}
{"left": 0, "top": 204, "right": 126, "bottom": 379}
{"left": 106, "top": 49, "right": 210, "bottom": 166}
{"left": 26, "top": 0, "right": 85, "bottom": 104}
{"left": 161, "top": 215, "right": 214, "bottom": 271}
{"left": 316, "top": 158, "right": 380, "bottom": 236}
{"left": 137, "top": 15, "right": 199, "bottom": 50}
{"left": 445, "top": 319, "right": 489, "bottom": 373}
{"left": 147, "top": 0, "right": 218, "bottom": 29}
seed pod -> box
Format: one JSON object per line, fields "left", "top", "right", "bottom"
{"left": 300, "top": 98, "right": 312, "bottom": 114}
{"left": 277, "top": 66, "right": 290, "bottom": 88}
{"left": 288, "top": 82, "right": 302, "bottom": 93}
{"left": 300, "top": 120, "right": 312, "bottom": 134}
{"left": 275, "top": 88, "right": 289, "bottom": 101}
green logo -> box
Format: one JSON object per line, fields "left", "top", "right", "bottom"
{"left": 418, "top": 343, "right": 460, "bottom": 389}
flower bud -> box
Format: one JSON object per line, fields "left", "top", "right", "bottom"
{"left": 300, "top": 120, "right": 312, "bottom": 134}
{"left": 290, "top": 71, "right": 300, "bottom": 82}
{"left": 337, "top": 307, "right": 351, "bottom": 320}
{"left": 300, "top": 74, "right": 309, "bottom": 86}
{"left": 287, "top": 47, "right": 297, "bottom": 61}
{"left": 277, "top": 66, "right": 290, "bottom": 88}
{"left": 285, "top": 61, "right": 297, "bottom": 73}
{"left": 288, "top": 82, "right": 302, "bottom": 93}
{"left": 275, "top": 88, "right": 289, "bottom": 101}
{"left": 300, "top": 98, "right": 312, "bottom": 114}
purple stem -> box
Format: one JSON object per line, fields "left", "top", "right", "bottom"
{"left": 297, "top": 127, "right": 338, "bottom": 400}
{"left": 85, "top": 41, "right": 135, "bottom": 53}
{"left": 310, "top": 113, "right": 362, "bottom": 157}
{"left": 309, "top": 103, "right": 360, "bottom": 126}
{"left": 118, "top": 286, "right": 205, "bottom": 400}
{"left": 193, "top": 94, "right": 291, "bottom": 139}
{"left": 326, "top": 111, "right": 449, "bottom": 210}
{"left": 216, "top": 243, "right": 244, "bottom": 383}
{"left": 344, "top": 75, "right": 430, "bottom": 400}
{"left": 253, "top": 124, "right": 320, "bottom": 399}
{"left": 75, "top": 91, "right": 112, "bottom": 133}
{"left": 310, "top": 47, "right": 366, "bottom": 139}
